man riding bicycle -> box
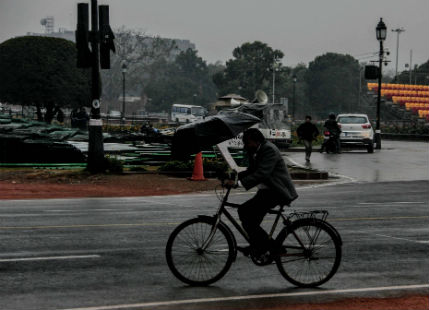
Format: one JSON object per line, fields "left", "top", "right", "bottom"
{"left": 228, "top": 128, "right": 298, "bottom": 261}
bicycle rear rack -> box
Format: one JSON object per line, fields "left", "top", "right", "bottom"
{"left": 287, "top": 210, "right": 329, "bottom": 223}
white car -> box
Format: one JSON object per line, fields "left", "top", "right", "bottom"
{"left": 336, "top": 114, "right": 374, "bottom": 153}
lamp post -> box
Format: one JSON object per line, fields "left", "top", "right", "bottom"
{"left": 292, "top": 74, "right": 297, "bottom": 119}
{"left": 272, "top": 57, "right": 280, "bottom": 104}
{"left": 375, "top": 18, "right": 387, "bottom": 150}
{"left": 392, "top": 27, "right": 405, "bottom": 82}
{"left": 121, "top": 60, "right": 127, "bottom": 127}
{"left": 358, "top": 65, "right": 365, "bottom": 109}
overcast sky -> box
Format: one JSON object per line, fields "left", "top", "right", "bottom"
{"left": 1, "top": 0, "right": 428, "bottom": 73}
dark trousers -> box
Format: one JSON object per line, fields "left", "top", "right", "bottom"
{"left": 238, "top": 189, "right": 282, "bottom": 254}
{"left": 303, "top": 139, "right": 312, "bottom": 159}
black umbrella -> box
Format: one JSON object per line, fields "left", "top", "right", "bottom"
{"left": 171, "top": 112, "right": 260, "bottom": 159}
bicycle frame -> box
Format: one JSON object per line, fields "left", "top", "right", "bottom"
{"left": 201, "top": 186, "right": 290, "bottom": 250}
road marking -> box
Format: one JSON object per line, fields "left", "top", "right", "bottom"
{"left": 0, "top": 222, "right": 178, "bottom": 230}
{"left": 0, "top": 215, "right": 427, "bottom": 231}
{"left": 359, "top": 202, "right": 426, "bottom": 205}
{"left": 376, "top": 234, "right": 429, "bottom": 244}
{"left": 60, "top": 284, "right": 429, "bottom": 310}
{"left": 331, "top": 215, "right": 429, "bottom": 222}
{"left": 0, "top": 254, "right": 100, "bottom": 262}
{"left": 44, "top": 210, "right": 78, "bottom": 212}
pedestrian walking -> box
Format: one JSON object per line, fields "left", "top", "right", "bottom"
{"left": 297, "top": 115, "right": 319, "bottom": 162}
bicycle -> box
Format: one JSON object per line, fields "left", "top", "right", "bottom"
{"left": 165, "top": 181, "right": 342, "bottom": 287}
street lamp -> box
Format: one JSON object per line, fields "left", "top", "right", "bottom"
{"left": 121, "top": 60, "right": 127, "bottom": 127}
{"left": 375, "top": 18, "right": 387, "bottom": 150}
{"left": 292, "top": 74, "right": 297, "bottom": 119}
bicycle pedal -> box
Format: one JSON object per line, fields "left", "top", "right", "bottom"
{"left": 252, "top": 252, "right": 273, "bottom": 266}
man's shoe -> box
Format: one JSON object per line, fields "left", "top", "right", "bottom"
{"left": 253, "top": 251, "right": 272, "bottom": 265}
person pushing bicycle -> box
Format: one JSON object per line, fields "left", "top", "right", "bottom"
{"left": 227, "top": 128, "right": 298, "bottom": 261}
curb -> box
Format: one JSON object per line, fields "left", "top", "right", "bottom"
{"left": 125, "top": 170, "right": 329, "bottom": 180}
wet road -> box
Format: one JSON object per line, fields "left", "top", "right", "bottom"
{"left": 0, "top": 140, "right": 428, "bottom": 309}
{"left": 0, "top": 182, "right": 428, "bottom": 309}
{"left": 286, "top": 140, "right": 429, "bottom": 182}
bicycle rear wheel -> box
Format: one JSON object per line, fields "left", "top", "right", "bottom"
{"left": 275, "top": 219, "right": 341, "bottom": 288}
{"left": 166, "top": 217, "right": 235, "bottom": 286}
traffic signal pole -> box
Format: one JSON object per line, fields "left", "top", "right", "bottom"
{"left": 87, "top": 0, "right": 105, "bottom": 173}
{"left": 76, "top": 1, "right": 115, "bottom": 172}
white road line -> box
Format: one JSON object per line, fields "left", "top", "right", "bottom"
{"left": 44, "top": 210, "right": 79, "bottom": 212}
{"left": 360, "top": 202, "right": 426, "bottom": 205}
{"left": 60, "top": 284, "right": 429, "bottom": 310}
{"left": 376, "top": 234, "right": 429, "bottom": 244}
{"left": 285, "top": 155, "right": 357, "bottom": 188}
{"left": 0, "top": 254, "right": 100, "bottom": 262}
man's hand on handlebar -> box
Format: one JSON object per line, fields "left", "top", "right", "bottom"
{"left": 219, "top": 169, "right": 239, "bottom": 189}
{"left": 224, "top": 179, "right": 238, "bottom": 189}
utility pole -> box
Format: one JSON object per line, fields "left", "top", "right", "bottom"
{"left": 272, "top": 57, "right": 279, "bottom": 104}
{"left": 121, "top": 60, "right": 127, "bottom": 127}
{"left": 292, "top": 74, "right": 297, "bottom": 119}
{"left": 87, "top": 0, "right": 104, "bottom": 172}
{"left": 76, "top": 1, "right": 115, "bottom": 173}
{"left": 409, "top": 49, "right": 413, "bottom": 84}
{"left": 392, "top": 28, "right": 405, "bottom": 82}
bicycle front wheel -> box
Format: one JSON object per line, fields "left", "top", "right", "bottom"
{"left": 275, "top": 219, "right": 341, "bottom": 288}
{"left": 165, "top": 217, "right": 235, "bottom": 286}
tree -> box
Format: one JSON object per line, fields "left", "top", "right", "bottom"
{"left": 395, "top": 59, "right": 429, "bottom": 85}
{"left": 286, "top": 63, "right": 310, "bottom": 119}
{"left": 0, "top": 36, "right": 91, "bottom": 123}
{"left": 212, "top": 41, "right": 284, "bottom": 100}
{"left": 305, "top": 53, "right": 360, "bottom": 117}
{"left": 144, "top": 49, "right": 218, "bottom": 112}
{"left": 100, "top": 27, "right": 178, "bottom": 105}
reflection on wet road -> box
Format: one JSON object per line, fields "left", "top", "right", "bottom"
{"left": 285, "top": 140, "right": 429, "bottom": 182}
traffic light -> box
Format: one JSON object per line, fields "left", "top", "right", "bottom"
{"left": 99, "top": 5, "right": 115, "bottom": 69}
{"left": 365, "top": 65, "right": 379, "bottom": 79}
{"left": 76, "top": 3, "right": 92, "bottom": 68}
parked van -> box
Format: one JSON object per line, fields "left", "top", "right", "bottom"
{"left": 171, "top": 104, "right": 205, "bottom": 123}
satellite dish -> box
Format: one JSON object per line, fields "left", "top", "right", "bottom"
{"left": 253, "top": 90, "right": 268, "bottom": 104}
{"left": 40, "top": 18, "right": 47, "bottom": 26}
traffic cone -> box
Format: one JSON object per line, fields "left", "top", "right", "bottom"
{"left": 189, "top": 152, "right": 206, "bottom": 181}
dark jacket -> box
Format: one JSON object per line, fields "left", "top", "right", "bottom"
{"left": 238, "top": 141, "right": 298, "bottom": 205}
{"left": 324, "top": 119, "right": 341, "bottom": 135}
{"left": 297, "top": 122, "right": 319, "bottom": 141}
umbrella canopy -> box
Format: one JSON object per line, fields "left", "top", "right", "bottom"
{"left": 171, "top": 112, "right": 260, "bottom": 159}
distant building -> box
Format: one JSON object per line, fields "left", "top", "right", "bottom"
{"left": 27, "top": 28, "right": 75, "bottom": 42}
